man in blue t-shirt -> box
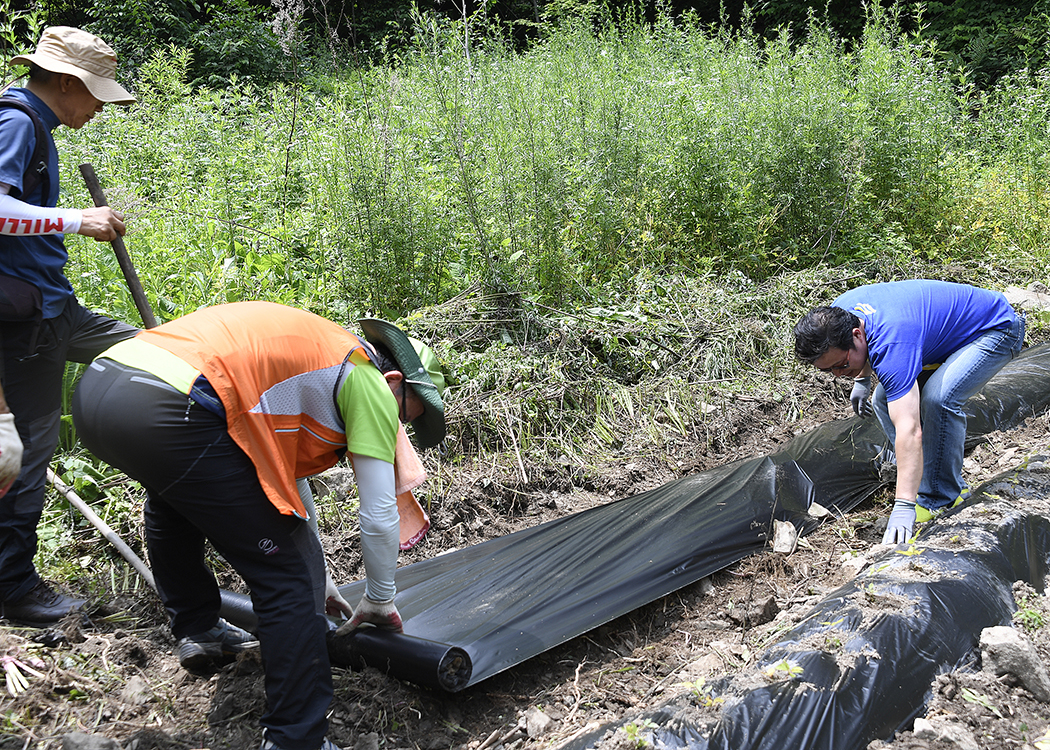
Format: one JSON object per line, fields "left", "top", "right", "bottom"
{"left": 794, "top": 280, "right": 1024, "bottom": 545}
{"left": 0, "top": 27, "right": 139, "bottom": 625}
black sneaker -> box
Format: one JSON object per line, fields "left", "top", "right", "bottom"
{"left": 0, "top": 581, "right": 85, "bottom": 627}
{"left": 176, "top": 619, "right": 259, "bottom": 673}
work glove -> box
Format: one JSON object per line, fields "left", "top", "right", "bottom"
{"left": 881, "top": 498, "right": 916, "bottom": 545}
{"left": 0, "top": 413, "right": 23, "bottom": 498}
{"left": 850, "top": 376, "right": 874, "bottom": 418}
{"left": 335, "top": 595, "right": 403, "bottom": 635}
{"left": 324, "top": 569, "right": 353, "bottom": 620}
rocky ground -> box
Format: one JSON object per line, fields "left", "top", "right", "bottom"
{"left": 2, "top": 372, "right": 1050, "bottom": 750}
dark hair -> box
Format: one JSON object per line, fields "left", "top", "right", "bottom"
{"left": 793, "top": 306, "right": 859, "bottom": 363}
{"left": 367, "top": 340, "right": 399, "bottom": 374}
{"left": 27, "top": 63, "right": 53, "bottom": 83}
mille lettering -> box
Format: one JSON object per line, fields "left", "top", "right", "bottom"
{"left": 0, "top": 216, "right": 63, "bottom": 234}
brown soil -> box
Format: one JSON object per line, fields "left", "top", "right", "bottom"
{"left": 2, "top": 381, "right": 1050, "bottom": 750}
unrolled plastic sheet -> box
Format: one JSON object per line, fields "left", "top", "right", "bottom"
{"left": 965, "top": 343, "right": 1050, "bottom": 441}
{"left": 563, "top": 455, "right": 1050, "bottom": 750}
{"left": 318, "top": 414, "right": 888, "bottom": 690}
{"left": 220, "top": 344, "right": 1050, "bottom": 693}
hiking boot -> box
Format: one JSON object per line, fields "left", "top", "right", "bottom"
{"left": 260, "top": 731, "right": 341, "bottom": 749}
{"left": 176, "top": 618, "right": 259, "bottom": 673}
{"left": 0, "top": 581, "right": 85, "bottom": 627}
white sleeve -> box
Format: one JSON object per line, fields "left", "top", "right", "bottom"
{"left": 297, "top": 477, "right": 320, "bottom": 535}
{"left": 350, "top": 453, "right": 399, "bottom": 602}
{"left": 0, "top": 191, "right": 82, "bottom": 235}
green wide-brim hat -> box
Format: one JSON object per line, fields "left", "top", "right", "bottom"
{"left": 359, "top": 318, "right": 446, "bottom": 449}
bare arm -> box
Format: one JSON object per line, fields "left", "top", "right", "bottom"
{"left": 887, "top": 380, "right": 923, "bottom": 501}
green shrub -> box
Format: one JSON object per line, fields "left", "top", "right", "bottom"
{"left": 52, "top": 4, "right": 1050, "bottom": 321}
{"left": 84, "top": 0, "right": 289, "bottom": 88}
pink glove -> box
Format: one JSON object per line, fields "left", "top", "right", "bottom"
{"left": 324, "top": 570, "right": 353, "bottom": 620}
{"left": 0, "top": 413, "right": 23, "bottom": 498}
{"left": 335, "top": 595, "right": 403, "bottom": 635}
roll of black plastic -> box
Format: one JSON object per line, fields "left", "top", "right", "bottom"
{"left": 326, "top": 628, "right": 472, "bottom": 692}
{"left": 218, "top": 589, "right": 472, "bottom": 692}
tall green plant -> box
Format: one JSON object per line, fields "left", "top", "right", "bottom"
{"left": 55, "top": 2, "right": 1050, "bottom": 324}
{"left": 0, "top": 0, "right": 43, "bottom": 87}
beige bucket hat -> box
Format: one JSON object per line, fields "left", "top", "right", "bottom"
{"left": 9, "top": 26, "right": 135, "bottom": 105}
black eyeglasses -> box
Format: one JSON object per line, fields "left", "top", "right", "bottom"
{"left": 816, "top": 349, "right": 851, "bottom": 374}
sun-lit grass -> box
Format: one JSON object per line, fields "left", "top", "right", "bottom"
{"left": 50, "top": 5, "right": 1050, "bottom": 326}
{"left": 25, "top": 5, "right": 1050, "bottom": 579}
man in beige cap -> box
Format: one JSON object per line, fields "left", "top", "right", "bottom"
{"left": 0, "top": 27, "right": 140, "bottom": 626}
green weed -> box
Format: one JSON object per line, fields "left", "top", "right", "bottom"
{"left": 679, "top": 678, "right": 724, "bottom": 707}
{"left": 620, "top": 718, "right": 658, "bottom": 748}
{"left": 1014, "top": 588, "right": 1047, "bottom": 633}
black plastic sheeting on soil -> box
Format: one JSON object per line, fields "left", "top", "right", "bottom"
{"left": 564, "top": 454, "right": 1050, "bottom": 750}
{"left": 218, "top": 344, "right": 1050, "bottom": 694}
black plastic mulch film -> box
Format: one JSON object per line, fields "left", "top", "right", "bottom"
{"left": 221, "top": 345, "right": 1050, "bottom": 744}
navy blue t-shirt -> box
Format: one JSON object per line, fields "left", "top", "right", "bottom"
{"left": 0, "top": 88, "right": 75, "bottom": 318}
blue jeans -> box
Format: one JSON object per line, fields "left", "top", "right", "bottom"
{"left": 871, "top": 315, "right": 1025, "bottom": 512}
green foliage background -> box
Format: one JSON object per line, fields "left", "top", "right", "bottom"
{"left": 3, "top": 0, "right": 1050, "bottom": 580}
{"left": 40, "top": 5, "right": 1050, "bottom": 322}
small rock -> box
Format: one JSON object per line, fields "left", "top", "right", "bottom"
{"left": 809, "top": 502, "right": 831, "bottom": 518}
{"left": 980, "top": 625, "right": 1050, "bottom": 702}
{"left": 1005, "top": 285, "right": 1050, "bottom": 312}
{"left": 772, "top": 520, "right": 797, "bottom": 553}
{"left": 679, "top": 653, "right": 723, "bottom": 680}
{"left": 524, "top": 706, "right": 554, "bottom": 738}
{"left": 120, "top": 674, "right": 152, "bottom": 706}
{"left": 355, "top": 733, "right": 380, "bottom": 750}
{"left": 61, "top": 733, "right": 121, "bottom": 750}
{"left": 924, "top": 717, "right": 980, "bottom": 750}
{"left": 727, "top": 596, "right": 779, "bottom": 626}
{"left": 911, "top": 718, "right": 937, "bottom": 739}
{"left": 997, "top": 447, "right": 1020, "bottom": 467}
{"left": 207, "top": 695, "right": 235, "bottom": 724}
{"left": 840, "top": 552, "right": 868, "bottom": 575}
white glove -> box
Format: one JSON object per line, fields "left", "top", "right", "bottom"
{"left": 850, "top": 377, "right": 874, "bottom": 417}
{"left": 324, "top": 569, "right": 353, "bottom": 620}
{"left": 882, "top": 499, "right": 916, "bottom": 545}
{"left": 335, "top": 595, "right": 403, "bottom": 634}
{"left": 0, "top": 413, "right": 23, "bottom": 497}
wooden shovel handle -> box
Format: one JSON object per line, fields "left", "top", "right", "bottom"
{"left": 79, "top": 163, "right": 159, "bottom": 329}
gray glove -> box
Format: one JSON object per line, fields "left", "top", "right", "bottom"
{"left": 882, "top": 499, "right": 916, "bottom": 545}
{"left": 850, "top": 377, "right": 874, "bottom": 418}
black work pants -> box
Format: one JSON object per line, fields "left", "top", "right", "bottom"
{"left": 72, "top": 358, "right": 332, "bottom": 750}
{"left": 0, "top": 297, "right": 137, "bottom": 602}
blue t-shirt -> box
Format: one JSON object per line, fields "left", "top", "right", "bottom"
{"left": 833, "top": 280, "right": 1016, "bottom": 402}
{"left": 0, "top": 88, "right": 74, "bottom": 318}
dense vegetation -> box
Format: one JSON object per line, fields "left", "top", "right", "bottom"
{"left": 52, "top": 6, "right": 1050, "bottom": 314}
{"left": 1, "top": 1, "right": 1048, "bottom": 589}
